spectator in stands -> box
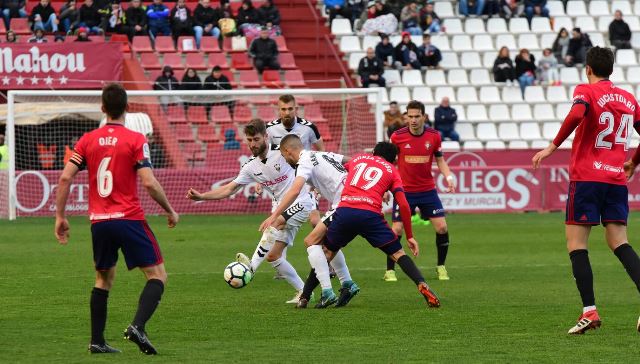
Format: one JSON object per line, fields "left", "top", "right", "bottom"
{"left": 565, "top": 27, "right": 592, "bottom": 66}
{"left": 537, "top": 47, "right": 559, "bottom": 85}
{"left": 77, "top": 0, "right": 103, "bottom": 34}
{"left": 375, "top": 34, "right": 394, "bottom": 67}
{"left": 373, "top": 0, "right": 390, "bottom": 16}
{"left": 223, "top": 129, "right": 241, "bottom": 150}
{"left": 434, "top": 97, "right": 460, "bottom": 142}
{"left": 170, "top": 0, "right": 194, "bottom": 41}
{"left": 552, "top": 27, "right": 569, "bottom": 63}
{"left": 30, "top": 0, "right": 58, "bottom": 32}
{"left": 492, "top": 46, "right": 516, "bottom": 84}
{"left": 500, "top": 0, "right": 521, "bottom": 19}
{"left": 2, "top": 0, "right": 27, "bottom": 30}
{"left": 358, "top": 47, "right": 385, "bottom": 87}
{"left": 357, "top": 0, "right": 396, "bottom": 35}
{"left": 193, "top": 0, "right": 221, "bottom": 49}
{"left": 484, "top": 0, "right": 500, "bottom": 16}
{"left": 147, "top": 0, "right": 171, "bottom": 38}
{"left": 28, "top": 28, "right": 47, "bottom": 42}
{"left": 459, "top": 0, "right": 485, "bottom": 16}
{"left": 609, "top": 10, "right": 632, "bottom": 50}
{"left": 524, "top": 0, "right": 549, "bottom": 24}
{"left": 400, "top": 2, "right": 421, "bottom": 36}
{"left": 146, "top": 133, "right": 167, "bottom": 168}
{"left": 103, "top": 2, "right": 125, "bottom": 34}
{"left": 515, "top": 48, "right": 536, "bottom": 96}
{"left": 154, "top": 65, "right": 180, "bottom": 112}
{"left": 248, "top": 26, "right": 280, "bottom": 74}
{"left": 326, "top": 0, "right": 352, "bottom": 28}
{"left": 123, "top": 0, "right": 148, "bottom": 41}
{"left": 54, "top": 34, "right": 64, "bottom": 41}
{"left": 5, "top": 30, "right": 17, "bottom": 42}
{"left": 204, "top": 66, "right": 235, "bottom": 120}
{"left": 384, "top": 101, "right": 404, "bottom": 138}
{"left": 347, "top": 0, "right": 365, "bottom": 26}
{"left": 236, "top": 0, "right": 260, "bottom": 36}
{"left": 258, "top": 0, "right": 281, "bottom": 35}
{"left": 419, "top": 1, "right": 440, "bottom": 33}
{"left": 74, "top": 26, "right": 90, "bottom": 41}
{"left": 418, "top": 33, "right": 441, "bottom": 68}
{"left": 394, "top": 31, "right": 421, "bottom": 70}
{"left": 181, "top": 67, "right": 202, "bottom": 113}
{"left": 59, "top": 0, "right": 78, "bottom": 33}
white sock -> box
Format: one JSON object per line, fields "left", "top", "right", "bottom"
{"left": 583, "top": 305, "right": 596, "bottom": 313}
{"left": 270, "top": 257, "right": 304, "bottom": 290}
{"left": 249, "top": 229, "right": 275, "bottom": 272}
{"left": 307, "top": 245, "right": 332, "bottom": 290}
{"left": 329, "top": 250, "right": 352, "bottom": 285}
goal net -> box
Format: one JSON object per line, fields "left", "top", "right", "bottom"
{"left": 1, "top": 88, "right": 384, "bottom": 220}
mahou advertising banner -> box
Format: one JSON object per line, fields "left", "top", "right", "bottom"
{"left": 0, "top": 43, "right": 122, "bottom": 89}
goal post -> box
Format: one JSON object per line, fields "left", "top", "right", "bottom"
{"left": 2, "top": 88, "right": 385, "bottom": 220}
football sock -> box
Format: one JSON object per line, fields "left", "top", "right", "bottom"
{"left": 387, "top": 251, "right": 397, "bottom": 271}
{"left": 396, "top": 254, "right": 425, "bottom": 285}
{"left": 329, "top": 250, "right": 352, "bottom": 285}
{"left": 307, "top": 245, "right": 332, "bottom": 290}
{"left": 436, "top": 232, "right": 449, "bottom": 266}
{"left": 132, "top": 279, "right": 165, "bottom": 331}
{"left": 569, "top": 249, "right": 595, "bottom": 307}
{"left": 614, "top": 243, "right": 640, "bottom": 294}
{"left": 301, "top": 269, "right": 320, "bottom": 300}
{"left": 583, "top": 305, "right": 596, "bottom": 313}
{"left": 249, "top": 228, "right": 276, "bottom": 272}
{"left": 90, "top": 287, "right": 109, "bottom": 345}
{"left": 270, "top": 257, "right": 304, "bottom": 291}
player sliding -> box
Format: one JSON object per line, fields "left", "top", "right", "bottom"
{"left": 307, "top": 141, "right": 441, "bottom": 308}
{"left": 533, "top": 46, "right": 640, "bottom": 334}
{"left": 55, "top": 84, "right": 179, "bottom": 355}
{"left": 187, "top": 119, "right": 313, "bottom": 303}
{"left": 258, "top": 134, "right": 358, "bottom": 308}
{"left": 386, "top": 100, "right": 455, "bottom": 282}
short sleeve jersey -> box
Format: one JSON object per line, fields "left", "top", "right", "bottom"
{"left": 296, "top": 150, "right": 347, "bottom": 209}
{"left": 569, "top": 80, "right": 640, "bottom": 185}
{"left": 266, "top": 117, "right": 321, "bottom": 150}
{"left": 390, "top": 126, "right": 442, "bottom": 192}
{"left": 338, "top": 154, "right": 404, "bottom": 214}
{"left": 70, "top": 123, "right": 149, "bottom": 221}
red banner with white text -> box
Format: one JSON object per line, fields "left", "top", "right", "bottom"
{"left": 0, "top": 43, "right": 122, "bottom": 89}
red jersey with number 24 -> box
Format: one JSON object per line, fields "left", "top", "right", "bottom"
{"left": 569, "top": 80, "right": 640, "bottom": 185}
{"left": 390, "top": 127, "right": 442, "bottom": 192}
{"left": 71, "top": 123, "right": 149, "bottom": 221}
{"left": 338, "top": 154, "right": 404, "bottom": 214}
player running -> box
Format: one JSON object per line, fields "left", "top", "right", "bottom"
{"left": 386, "top": 100, "right": 455, "bottom": 282}
{"left": 532, "top": 46, "right": 640, "bottom": 335}
{"left": 187, "top": 119, "right": 313, "bottom": 303}
{"left": 258, "top": 134, "right": 358, "bottom": 308}
{"left": 307, "top": 142, "right": 441, "bottom": 308}
{"left": 55, "top": 84, "right": 179, "bottom": 355}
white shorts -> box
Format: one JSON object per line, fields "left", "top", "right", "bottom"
{"left": 273, "top": 198, "right": 315, "bottom": 246}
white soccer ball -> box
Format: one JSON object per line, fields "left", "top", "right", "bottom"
{"left": 223, "top": 262, "right": 252, "bottom": 289}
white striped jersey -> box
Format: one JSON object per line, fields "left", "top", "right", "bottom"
{"left": 266, "top": 116, "right": 321, "bottom": 150}
{"left": 295, "top": 150, "right": 347, "bottom": 209}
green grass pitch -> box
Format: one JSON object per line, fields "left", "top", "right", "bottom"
{"left": 1, "top": 213, "right": 640, "bottom": 363}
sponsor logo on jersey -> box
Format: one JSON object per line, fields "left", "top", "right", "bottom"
{"left": 405, "top": 155, "right": 430, "bottom": 163}
{"left": 593, "top": 161, "right": 623, "bottom": 173}
{"left": 274, "top": 163, "right": 281, "bottom": 172}
{"left": 426, "top": 142, "right": 431, "bottom": 150}
{"left": 580, "top": 214, "right": 588, "bottom": 221}
{"left": 404, "top": 144, "right": 411, "bottom": 149}
{"left": 593, "top": 161, "right": 603, "bottom": 170}
{"left": 261, "top": 174, "right": 288, "bottom": 187}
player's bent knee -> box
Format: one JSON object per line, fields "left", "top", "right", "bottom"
{"left": 390, "top": 249, "right": 406, "bottom": 262}
{"left": 436, "top": 225, "right": 448, "bottom": 234}
{"left": 266, "top": 251, "right": 282, "bottom": 262}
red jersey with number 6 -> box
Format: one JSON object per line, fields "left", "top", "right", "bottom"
{"left": 338, "top": 154, "right": 404, "bottom": 214}
{"left": 569, "top": 80, "right": 640, "bottom": 185}
{"left": 70, "top": 123, "right": 149, "bottom": 221}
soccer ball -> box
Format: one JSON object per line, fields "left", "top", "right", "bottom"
{"left": 224, "top": 262, "right": 252, "bottom": 289}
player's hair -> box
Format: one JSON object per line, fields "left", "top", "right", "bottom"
{"left": 406, "top": 100, "right": 425, "bottom": 115}
{"left": 373, "top": 142, "right": 398, "bottom": 163}
{"left": 278, "top": 94, "right": 296, "bottom": 104}
{"left": 280, "top": 134, "right": 303, "bottom": 149}
{"left": 586, "top": 46, "right": 614, "bottom": 78}
{"left": 244, "top": 119, "right": 267, "bottom": 136}
{"left": 101, "top": 83, "right": 127, "bottom": 120}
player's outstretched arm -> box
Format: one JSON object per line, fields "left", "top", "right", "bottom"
{"left": 186, "top": 181, "right": 242, "bottom": 201}
{"left": 138, "top": 168, "right": 179, "bottom": 228}
{"left": 533, "top": 103, "right": 586, "bottom": 168}
{"left": 435, "top": 156, "right": 456, "bottom": 193}
{"left": 55, "top": 163, "right": 80, "bottom": 244}
{"left": 393, "top": 189, "right": 419, "bottom": 256}
{"left": 259, "top": 176, "right": 306, "bottom": 232}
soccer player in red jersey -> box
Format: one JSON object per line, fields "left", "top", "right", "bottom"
{"left": 533, "top": 47, "right": 640, "bottom": 334}
{"left": 386, "top": 100, "right": 456, "bottom": 282}
{"left": 55, "top": 84, "right": 179, "bottom": 354}
{"left": 308, "top": 142, "right": 440, "bottom": 308}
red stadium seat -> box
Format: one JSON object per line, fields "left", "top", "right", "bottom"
{"left": 274, "top": 36, "right": 288, "bottom": 52}
{"left": 256, "top": 105, "right": 277, "bottom": 120}
{"left": 10, "top": 18, "right": 31, "bottom": 35}
{"left": 110, "top": 33, "right": 130, "bottom": 52}
{"left": 221, "top": 70, "right": 237, "bottom": 88}
{"left": 233, "top": 104, "right": 253, "bottom": 123}
{"left": 177, "top": 36, "right": 198, "bottom": 53}
{"left": 223, "top": 36, "right": 247, "bottom": 53}
{"left": 140, "top": 53, "right": 162, "bottom": 69}
{"left": 197, "top": 124, "right": 219, "bottom": 143}
{"left": 200, "top": 37, "right": 221, "bottom": 52}
{"left": 238, "top": 70, "right": 261, "bottom": 88}
{"left": 210, "top": 105, "right": 233, "bottom": 124}
{"left": 132, "top": 36, "right": 153, "bottom": 52}
{"left": 88, "top": 36, "right": 105, "bottom": 42}
{"left": 279, "top": 53, "right": 297, "bottom": 70}
{"left": 315, "top": 122, "right": 333, "bottom": 141}
{"left": 154, "top": 36, "right": 175, "bottom": 53}
{"left": 284, "top": 70, "right": 307, "bottom": 87}
{"left": 0, "top": 20, "right": 6, "bottom": 34}
{"left": 231, "top": 53, "right": 253, "bottom": 70}
{"left": 207, "top": 53, "right": 230, "bottom": 70}
{"left": 262, "top": 70, "right": 282, "bottom": 88}
{"left": 182, "top": 142, "right": 205, "bottom": 162}
{"left": 205, "top": 146, "right": 249, "bottom": 167}
{"left": 303, "top": 104, "right": 327, "bottom": 122}
{"left": 162, "top": 53, "right": 184, "bottom": 69}
{"left": 175, "top": 124, "right": 195, "bottom": 142}
{"left": 167, "top": 105, "right": 187, "bottom": 124}
{"left": 186, "top": 106, "right": 208, "bottom": 124}
{"left": 185, "top": 53, "right": 207, "bottom": 70}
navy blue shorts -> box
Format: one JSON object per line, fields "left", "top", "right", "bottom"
{"left": 91, "top": 219, "right": 163, "bottom": 271}
{"left": 325, "top": 207, "right": 402, "bottom": 255}
{"left": 566, "top": 181, "right": 628, "bottom": 226}
{"left": 392, "top": 189, "right": 445, "bottom": 222}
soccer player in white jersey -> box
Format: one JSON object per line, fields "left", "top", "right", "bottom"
{"left": 259, "top": 134, "right": 358, "bottom": 308}
{"left": 187, "top": 119, "right": 314, "bottom": 303}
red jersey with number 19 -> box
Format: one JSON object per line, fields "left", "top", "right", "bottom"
{"left": 70, "top": 123, "right": 149, "bottom": 221}
{"left": 390, "top": 126, "right": 442, "bottom": 192}
{"left": 338, "top": 154, "right": 404, "bottom": 214}
{"left": 567, "top": 80, "right": 640, "bottom": 185}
